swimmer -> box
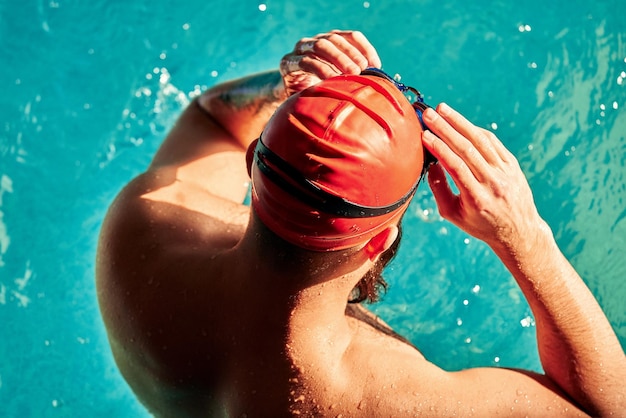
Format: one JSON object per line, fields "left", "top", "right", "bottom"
{"left": 96, "top": 30, "right": 626, "bottom": 416}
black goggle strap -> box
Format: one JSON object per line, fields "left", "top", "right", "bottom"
{"left": 254, "top": 136, "right": 420, "bottom": 218}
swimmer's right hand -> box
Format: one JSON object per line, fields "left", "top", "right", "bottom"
{"left": 280, "top": 30, "right": 382, "bottom": 96}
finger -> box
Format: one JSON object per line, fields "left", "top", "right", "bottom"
{"left": 280, "top": 50, "right": 338, "bottom": 77}
{"left": 310, "top": 30, "right": 381, "bottom": 71}
{"left": 422, "top": 128, "right": 480, "bottom": 196}
{"left": 477, "top": 126, "right": 517, "bottom": 164}
{"left": 294, "top": 39, "right": 316, "bottom": 54}
{"left": 423, "top": 107, "right": 494, "bottom": 183}
{"left": 280, "top": 53, "right": 304, "bottom": 76}
{"left": 435, "top": 103, "right": 502, "bottom": 165}
{"left": 296, "top": 36, "right": 364, "bottom": 75}
{"left": 328, "top": 30, "right": 382, "bottom": 68}
{"left": 297, "top": 55, "right": 342, "bottom": 79}
{"left": 436, "top": 104, "right": 519, "bottom": 171}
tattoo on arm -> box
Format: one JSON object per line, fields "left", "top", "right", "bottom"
{"left": 217, "top": 71, "right": 285, "bottom": 115}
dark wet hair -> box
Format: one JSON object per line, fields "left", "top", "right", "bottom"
{"left": 348, "top": 224, "right": 403, "bottom": 304}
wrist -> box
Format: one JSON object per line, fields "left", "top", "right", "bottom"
{"left": 489, "top": 218, "right": 557, "bottom": 274}
{"left": 273, "top": 79, "right": 288, "bottom": 102}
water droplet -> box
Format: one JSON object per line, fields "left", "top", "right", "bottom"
{"left": 520, "top": 316, "right": 535, "bottom": 327}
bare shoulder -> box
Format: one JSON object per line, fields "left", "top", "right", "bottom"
{"left": 345, "top": 303, "right": 418, "bottom": 349}
{"left": 95, "top": 164, "right": 253, "bottom": 404}
{"left": 96, "top": 97, "right": 251, "bottom": 306}
{"left": 99, "top": 167, "right": 249, "bottom": 255}
{"left": 332, "top": 305, "right": 588, "bottom": 416}
{"left": 96, "top": 166, "right": 250, "bottom": 325}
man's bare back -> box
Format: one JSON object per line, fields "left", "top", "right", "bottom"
{"left": 97, "top": 157, "right": 431, "bottom": 416}
{"left": 97, "top": 30, "right": 626, "bottom": 417}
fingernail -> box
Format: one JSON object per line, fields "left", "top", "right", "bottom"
{"left": 423, "top": 108, "right": 437, "bottom": 123}
{"left": 348, "top": 64, "right": 361, "bottom": 74}
{"left": 422, "top": 129, "right": 435, "bottom": 143}
{"left": 439, "top": 102, "right": 451, "bottom": 115}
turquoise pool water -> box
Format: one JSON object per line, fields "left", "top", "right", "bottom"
{"left": 1, "top": 0, "right": 624, "bottom": 416}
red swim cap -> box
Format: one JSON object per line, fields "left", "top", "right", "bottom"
{"left": 250, "top": 74, "right": 425, "bottom": 251}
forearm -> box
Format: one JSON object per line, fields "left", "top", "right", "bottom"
{"left": 150, "top": 70, "right": 287, "bottom": 170}
{"left": 197, "top": 70, "right": 287, "bottom": 148}
{"left": 422, "top": 103, "right": 625, "bottom": 415}
{"left": 492, "top": 222, "right": 626, "bottom": 416}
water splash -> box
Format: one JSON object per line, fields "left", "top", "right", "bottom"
{"left": 98, "top": 66, "right": 191, "bottom": 168}
{"left": 0, "top": 175, "right": 13, "bottom": 268}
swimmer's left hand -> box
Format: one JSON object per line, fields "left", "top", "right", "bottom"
{"left": 421, "top": 103, "right": 547, "bottom": 254}
{"left": 280, "top": 30, "right": 382, "bottom": 96}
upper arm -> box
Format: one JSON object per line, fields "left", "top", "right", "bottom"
{"left": 339, "top": 328, "right": 587, "bottom": 416}
{"left": 437, "top": 367, "right": 585, "bottom": 416}
{"left": 365, "top": 351, "right": 588, "bottom": 416}
{"left": 150, "top": 99, "right": 252, "bottom": 204}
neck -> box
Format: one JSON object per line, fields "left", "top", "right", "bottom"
{"left": 231, "top": 212, "right": 373, "bottom": 326}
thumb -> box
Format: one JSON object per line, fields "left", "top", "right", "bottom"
{"left": 427, "top": 163, "right": 459, "bottom": 222}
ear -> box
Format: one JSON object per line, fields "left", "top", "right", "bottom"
{"left": 246, "top": 138, "right": 259, "bottom": 178}
{"left": 364, "top": 225, "right": 399, "bottom": 261}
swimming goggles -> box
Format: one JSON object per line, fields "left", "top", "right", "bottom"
{"left": 254, "top": 69, "right": 437, "bottom": 219}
